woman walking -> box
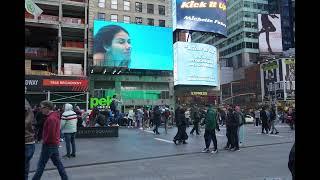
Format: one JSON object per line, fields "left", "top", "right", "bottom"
{"left": 173, "top": 106, "right": 188, "bottom": 145}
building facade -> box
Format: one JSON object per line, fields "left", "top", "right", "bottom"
{"left": 88, "top": 0, "right": 173, "bottom": 111}
{"left": 25, "top": 0, "right": 89, "bottom": 109}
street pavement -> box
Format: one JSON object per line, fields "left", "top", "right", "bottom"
{"left": 29, "top": 124, "right": 295, "bottom": 180}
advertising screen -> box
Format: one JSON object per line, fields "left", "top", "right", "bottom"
{"left": 258, "top": 14, "right": 283, "bottom": 54}
{"left": 93, "top": 20, "right": 173, "bottom": 70}
{"left": 174, "top": 42, "right": 219, "bottom": 86}
{"left": 173, "top": 0, "right": 227, "bottom": 36}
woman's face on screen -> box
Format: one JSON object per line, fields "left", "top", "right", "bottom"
{"left": 110, "top": 30, "right": 131, "bottom": 64}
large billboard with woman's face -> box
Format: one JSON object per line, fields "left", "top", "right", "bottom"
{"left": 93, "top": 20, "right": 173, "bottom": 70}
{"left": 173, "top": 0, "right": 227, "bottom": 36}
{"left": 174, "top": 42, "right": 219, "bottom": 86}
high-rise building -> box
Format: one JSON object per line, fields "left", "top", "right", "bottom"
{"left": 25, "top": 0, "right": 89, "bottom": 108}
{"left": 88, "top": 0, "right": 174, "bottom": 110}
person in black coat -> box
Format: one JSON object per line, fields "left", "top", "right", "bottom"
{"left": 288, "top": 142, "right": 295, "bottom": 180}
{"left": 190, "top": 106, "right": 200, "bottom": 135}
{"left": 153, "top": 106, "right": 161, "bottom": 134}
{"left": 260, "top": 106, "right": 269, "bottom": 134}
{"left": 173, "top": 106, "right": 188, "bottom": 145}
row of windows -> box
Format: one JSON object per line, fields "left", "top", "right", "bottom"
{"left": 220, "top": 42, "right": 259, "bottom": 57}
{"left": 98, "top": 0, "right": 166, "bottom": 15}
{"left": 228, "top": 0, "right": 268, "bottom": 16}
{"left": 227, "top": 21, "right": 258, "bottom": 36}
{"left": 227, "top": 10, "right": 263, "bottom": 26}
{"left": 96, "top": 13, "right": 165, "bottom": 26}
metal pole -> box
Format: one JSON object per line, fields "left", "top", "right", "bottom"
{"left": 86, "top": 91, "right": 89, "bottom": 111}
{"left": 231, "top": 83, "right": 233, "bottom": 105}
{"left": 48, "top": 91, "right": 50, "bottom": 101}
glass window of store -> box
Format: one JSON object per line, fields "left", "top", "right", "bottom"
{"left": 135, "top": 2, "right": 142, "bottom": 12}
{"left": 147, "top": 4, "right": 154, "bottom": 14}
{"left": 98, "top": 0, "right": 105, "bottom": 8}
{"left": 111, "top": 0, "right": 117, "bottom": 9}
{"left": 123, "top": 15, "right": 130, "bottom": 23}
{"left": 111, "top": 14, "right": 118, "bottom": 22}
{"left": 124, "top": 0, "right": 130, "bottom": 11}
{"left": 159, "top": 5, "right": 165, "bottom": 15}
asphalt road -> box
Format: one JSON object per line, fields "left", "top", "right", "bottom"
{"left": 28, "top": 124, "right": 295, "bottom": 180}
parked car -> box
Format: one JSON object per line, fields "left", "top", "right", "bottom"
{"left": 244, "top": 114, "right": 254, "bottom": 124}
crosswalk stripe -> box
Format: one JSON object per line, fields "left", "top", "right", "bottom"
{"left": 154, "top": 138, "right": 174, "bottom": 144}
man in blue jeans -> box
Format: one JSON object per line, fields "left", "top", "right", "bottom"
{"left": 25, "top": 99, "right": 35, "bottom": 180}
{"left": 32, "top": 101, "right": 68, "bottom": 180}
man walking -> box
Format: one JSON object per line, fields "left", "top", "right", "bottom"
{"left": 190, "top": 106, "right": 200, "bottom": 135}
{"left": 25, "top": 99, "right": 35, "bottom": 180}
{"left": 32, "top": 101, "right": 68, "bottom": 180}
{"left": 201, "top": 105, "right": 220, "bottom": 153}
{"left": 260, "top": 106, "right": 269, "bottom": 134}
{"left": 269, "top": 107, "right": 279, "bottom": 134}
{"left": 229, "top": 106, "right": 240, "bottom": 151}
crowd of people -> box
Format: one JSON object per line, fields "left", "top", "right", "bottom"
{"left": 25, "top": 97, "right": 295, "bottom": 180}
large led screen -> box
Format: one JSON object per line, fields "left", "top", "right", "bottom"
{"left": 258, "top": 14, "right": 283, "bottom": 54}
{"left": 173, "top": 0, "right": 227, "bottom": 37}
{"left": 93, "top": 20, "right": 173, "bottom": 70}
{"left": 174, "top": 42, "right": 218, "bottom": 86}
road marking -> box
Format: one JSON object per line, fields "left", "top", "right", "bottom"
{"left": 216, "top": 134, "right": 224, "bottom": 137}
{"left": 256, "top": 133, "right": 283, "bottom": 137}
{"left": 144, "top": 130, "right": 155, "bottom": 134}
{"left": 154, "top": 138, "right": 174, "bottom": 144}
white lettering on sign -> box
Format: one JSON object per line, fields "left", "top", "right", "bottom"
{"left": 25, "top": 80, "right": 39, "bottom": 86}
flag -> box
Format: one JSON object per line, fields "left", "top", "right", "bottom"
{"left": 25, "top": 0, "right": 43, "bottom": 17}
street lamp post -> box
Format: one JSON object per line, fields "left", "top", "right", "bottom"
{"left": 230, "top": 81, "right": 240, "bottom": 105}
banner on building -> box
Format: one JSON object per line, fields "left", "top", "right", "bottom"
{"left": 25, "top": 0, "right": 43, "bottom": 17}
{"left": 258, "top": 14, "right": 283, "bottom": 54}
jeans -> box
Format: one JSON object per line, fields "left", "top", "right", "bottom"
{"left": 25, "top": 144, "right": 35, "bottom": 180}
{"left": 230, "top": 126, "right": 239, "bottom": 149}
{"left": 238, "top": 125, "right": 245, "bottom": 143}
{"left": 32, "top": 144, "right": 68, "bottom": 180}
{"left": 270, "top": 121, "right": 278, "bottom": 133}
{"left": 225, "top": 126, "right": 231, "bottom": 148}
{"left": 64, "top": 133, "right": 76, "bottom": 156}
{"left": 255, "top": 118, "right": 260, "bottom": 126}
{"left": 190, "top": 122, "right": 199, "bottom": 135}
{"left": 204, "top": 129, "right": 217, "bottom": 150}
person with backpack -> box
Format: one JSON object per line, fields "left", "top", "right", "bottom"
{"left": 201, "top": 105, "right": 220, "bottom": 153}
{"left": 190, "top": 106, "right": 200, "bottom": 135}
{"left": 260, "top": 106, "right": 269, "bottom": 134}
{"left": 153, "top": 106, "right": 161, "bottom": 134}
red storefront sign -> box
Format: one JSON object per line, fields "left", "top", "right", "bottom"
{"left": 43, "top": 79, "right": 88, "bottom": 91}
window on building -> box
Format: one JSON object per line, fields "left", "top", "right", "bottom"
{"left": 159, "top": 20, "right": 165, "bottom": 27}
{"left": 253, "top": 43, "right": 258, "bottom": 49}
{"left": 159, "top": 5, "right": 165, "bottom": 15}
{"left": 147, "top": 4, "right": 154, "bottom": 14}
{"left": 147, "top": 18, "right": 154, "bottom": 26}
{"left": 111, "top": 0, "right": 117, "bottom": 9}
{"left": 135, "top": 2, "right": 142, "bottom": 12}
{"left": 123, "top": 16, "right": 130, "bottom": 23}
{"left": 111, "top": 14, "right": 118, "bottom": 22}
{"left": 135, "top": 17, "right": 142, "bottom": 24}
{"left": 97, "top": 13, "right": 105, "bottom": 20}
{"left": 237, "top": 55, "right": 242, "bottom": 68}
{"left": 227, "top": 58, "right": 233, "bottom": 67}
{"left": 246, "top": 42, "right": 253, "bottom": 48}
{"left": 98, "top": 0, "right": 105, "bottom": 8}
{"left": 124, "top": 1, "right": 130, "bottom": 11}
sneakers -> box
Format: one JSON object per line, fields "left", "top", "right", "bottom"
{"left": 232, "top": 147, "right": 240, "bottom": 151}
{"left": 63, "top": 154, "right": 71, "bottom": 158}
{"left": 275, "top": 132, "right": 279, "bottom": 134}
{"left": 223, "top": 146, "right": 230, "bottom": 150}
{"left": 60, "top": 138, "right": 64, "bottom": 142}
{"left": 211, "top": 149, "right": 218, "bottom": 154}
{"left": 139, "top": 127, "right": 143, "bottom": 130}
{"left": 70, "top": 154, "right": 76, "bottom": 158}
{"left": 202, "top": 148, "right": 210, "bottom": 153}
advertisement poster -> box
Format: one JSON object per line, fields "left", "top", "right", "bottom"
{"left": 258, "top": 14, "right": 283, "bottom": 54}
{"left": 93, "top": 20, "right": 173, "bottom": 70}
{"left": 173, "top": 0, "right": 227, "bottom": 36}
{"left": 284, "top": 59, "right": 295, "bottom": 100}
{"left": 174, "top": 42, "right": 218, "bottom": 86}
{"left": 260, "top": 60, "right": 283, "bottom": 101}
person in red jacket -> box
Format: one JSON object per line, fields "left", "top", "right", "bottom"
{"left": 32, "top": 101, "right": 68, "bottom": 180}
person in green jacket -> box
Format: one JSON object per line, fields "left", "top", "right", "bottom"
{"left": 201, "top": 105, "right": 220, "bottom": 153}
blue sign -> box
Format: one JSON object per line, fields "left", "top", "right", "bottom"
{"left": 93, "top": 20, "right": 173, "bottom": 70}
{"left": 173, "top": 0, "right": 227, "bottom": 36}
{"left": 174, "top": 42, "right": 219, "bottom": 86}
